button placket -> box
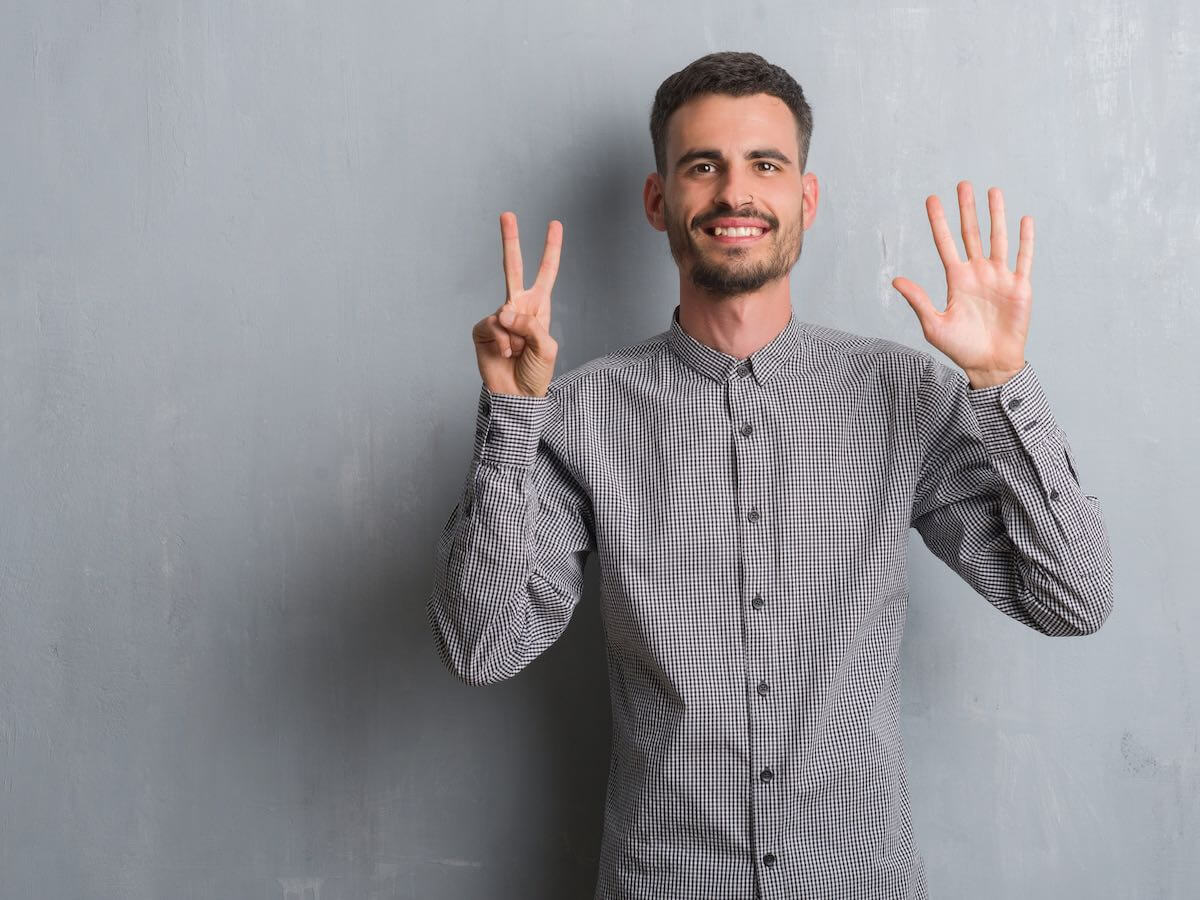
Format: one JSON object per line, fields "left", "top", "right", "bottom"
{"left": 729, "top": 365, "right": 779, "bottom": 885}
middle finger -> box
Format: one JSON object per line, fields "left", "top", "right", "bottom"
{"left": 958, "top": 182, "right": 983, "bottom": 260}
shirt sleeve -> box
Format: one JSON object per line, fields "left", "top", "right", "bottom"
{"left": 909, "top": 356, "right": 1114, "bottom": 636}
{"left": 427, "top": 381, "right": 596, "bottom": 685}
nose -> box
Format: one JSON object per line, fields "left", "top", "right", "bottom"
{"left": 712, "top": 164, "right": 754, "bottom": 210}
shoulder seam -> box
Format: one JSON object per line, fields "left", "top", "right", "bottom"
{"left": 549, "top": 332, "right": 671, "bottom": 396}
{"left": 803, "top": 325, "right": 931, "bottom": 366}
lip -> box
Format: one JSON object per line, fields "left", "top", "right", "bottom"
{"left": 704, "top": 227, "right": 770, "bottom": 244}
{"left": 700, "top": 217, "right": 772, "bottom": 244}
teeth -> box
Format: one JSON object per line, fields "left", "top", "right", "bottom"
{"left": 713, "top": 226, "right": 764, "bottom": 237}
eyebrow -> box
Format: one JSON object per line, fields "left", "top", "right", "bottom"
{"left": 674, "top": 147, "right": 793, "bottom": 171}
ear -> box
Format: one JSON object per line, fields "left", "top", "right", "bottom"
{"left": 643, "top": 172, "right": 667, "bottom": 233}
{"left": 801, "top": 171, "right": 819, "bottom": 231}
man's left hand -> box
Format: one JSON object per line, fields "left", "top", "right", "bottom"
{"left": 892, "top": 181, "right": 1033, "bottom": 389}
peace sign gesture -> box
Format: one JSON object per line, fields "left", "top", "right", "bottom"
{"left": 472, "top": 212, "right": 563, "bottom": 397}
{"left": 892, "top": 182, "right": 1033, "bottom": 388}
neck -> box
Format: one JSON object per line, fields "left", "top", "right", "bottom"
{"left": 676, "top": 275, "right": 794, "bottom": 360}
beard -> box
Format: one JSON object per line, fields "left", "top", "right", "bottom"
{"left": 664, "top": 200, "right": 805, "bottom": 297}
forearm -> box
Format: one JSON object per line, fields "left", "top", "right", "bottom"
{"left": 964, "top": 363, "right": 1114, "bottom": 634}
{"left": 427, "top": 384, "right": 593, "bottom": 685}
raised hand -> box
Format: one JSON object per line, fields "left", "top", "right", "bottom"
{"left": 472, "top": 212, "right": 563, "bottom": 397}
{"left": 892, "top": 182, "right": 1033, "bottom": 389}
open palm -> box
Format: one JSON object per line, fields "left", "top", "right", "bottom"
{"left": 892, "top": 182, "right": 1033, "bottom": 384}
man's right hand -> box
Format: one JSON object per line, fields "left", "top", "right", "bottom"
{"left": 472, "top": 211, "right": 562, "bottom": 398}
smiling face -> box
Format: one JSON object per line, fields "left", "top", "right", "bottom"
{"left": 645, "top": 92, "right": 816, "bottom": 298}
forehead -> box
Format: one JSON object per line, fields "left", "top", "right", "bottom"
{"left": 666, "top": 92, "right": 797, "bottom": 161}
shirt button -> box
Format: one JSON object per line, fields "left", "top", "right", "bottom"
{"left": 751, "top": 593, "right": 764, "bottom": 610}
{"left": 736, "top": 363, "right": 751, "bottom": 378}
{"left": 740, "top": 422, "right": 754, "bottom": 437}
{"left": 1007, "top": 397, "right": 1023, "bottom": 409}
{"left": 1049, "top": 488, "right": 1059, "bottom": 500}
{"left": 748, "top": 507, "right": 760, "bottom": 523}
{"left": 763, "top": 852, "right": 777, "bottom": 867}
{"left": 760, "top": 767, "right": 774, "bottom": 783}
{"left": 756, "top": 680, "right": 770, "bottom": 696}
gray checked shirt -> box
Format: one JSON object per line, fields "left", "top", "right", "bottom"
{"left": 427, "top": 303, "right": 1114, "bottom": 899}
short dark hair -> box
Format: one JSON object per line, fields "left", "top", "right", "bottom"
{"left": 649, "top": 51, "right": 814, "bottom": 178}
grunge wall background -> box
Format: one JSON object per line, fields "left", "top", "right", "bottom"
{"left": 2, "top": 1, "right": 1195, "bottom": 897}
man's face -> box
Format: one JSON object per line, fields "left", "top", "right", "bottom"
{"left": 646, "top": 92, "right": 814, "bottom": 297}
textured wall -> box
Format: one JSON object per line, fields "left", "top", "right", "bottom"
{"left": 2, "top": 1, "right": 1196, "bottom": 898}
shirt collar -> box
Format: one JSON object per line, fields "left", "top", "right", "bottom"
{"left": 665, "top": 303, "right": 803, "bottom": 386}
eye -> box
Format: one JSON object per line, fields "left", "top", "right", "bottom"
{"left": 691, "top": 162, "right": 716, "bottom": 174}
{"left": 755, "top": 161, "right": 779, "bottom": 172}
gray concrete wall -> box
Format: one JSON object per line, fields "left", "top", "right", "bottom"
{"left": 2, "top": 1, "right": 1195, "bottom": 897}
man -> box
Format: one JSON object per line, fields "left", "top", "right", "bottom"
{"left": 427, "top": 51, "right": 1113, "bottom": 900}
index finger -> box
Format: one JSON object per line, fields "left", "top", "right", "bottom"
{"left": 532, "top": 220, "right": 563, "bottom": 294}
{"left": 499, "top": 211, "right": 524, "bottom": 302}
{"left": 926, "top": 194, "right": 963, "bottom": 270}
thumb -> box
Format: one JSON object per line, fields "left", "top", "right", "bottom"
{"left": 891, "top": 277, "right": 939, "bottom": 332}
{"left": 499, "top": 309, "right": 554, "bottom": 358}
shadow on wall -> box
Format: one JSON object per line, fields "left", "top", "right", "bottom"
{"left": 546, "top": 109, "right": 673, "bottom": 369}
{"left": 212, "top": 122, "right": 656, "bottom": 899}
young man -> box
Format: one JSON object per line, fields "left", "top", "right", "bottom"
{"left": 428, "top": 51, "right": 1113, "bottom": 900}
